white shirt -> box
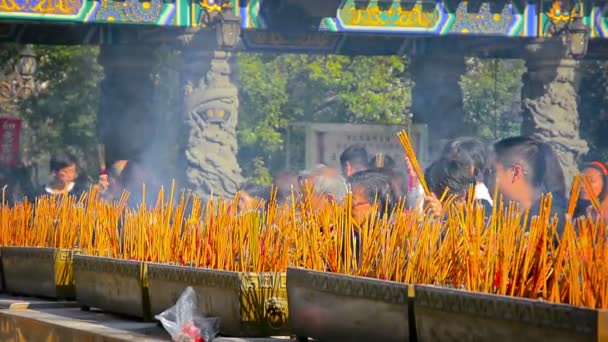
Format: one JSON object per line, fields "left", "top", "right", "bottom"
{"left": 474, "top": 183, "right": 493, "bottom": 206}
{"left": 45, "top": 182, "right": 75, "bottom": 195}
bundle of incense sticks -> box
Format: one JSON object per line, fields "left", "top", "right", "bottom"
{"left": 397, "top": 130, "right": 430, "bottom": 195}
{"left": 0, "top": 178, "right": 607, "bottom": 309}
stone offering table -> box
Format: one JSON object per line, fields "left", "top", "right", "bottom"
{"left": 0, "top": 295, "right": 294, "bottom": 341}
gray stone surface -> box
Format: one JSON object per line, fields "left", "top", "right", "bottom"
{"left": 522, "top": 38, "right": 589, "bottom": 188}
{"left": 0, "top": 294, "right": 79, "bottom": 309}
{"left": 0, "top": 295, "right": 292, "bottom": 341}
{"left": 180, "top": 31, "right": 244, "bottom": 200}
{"left": 411, "top": 51, "right": 466, "bottom": 162}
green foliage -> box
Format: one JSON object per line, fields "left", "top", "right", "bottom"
{"left": 237, "top": 53, "right": 410, "bottom": 184}
{"left": 148, "top": 47, "right": 184, "bottom": 182}
{"left": 20, "top": 46, "right": 102, "bottom": 184}
{"left": 460, "top": 58, "right": 524, "bottom": 141}
{"left": 579, "top": 60, "right": 608, "bottom": 163}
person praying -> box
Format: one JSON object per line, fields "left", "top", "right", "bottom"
{"left": 33, "top": 152, "right": 88, "bottom": 198}
{"left": 491, "top": 136, "right": 567, "bottom": 236}
{"left": 576, "top": 161, "right": 608, "bottom": 220}
{"left": 442, "top": 137, "right": 493, "bottom": 206}
{"left": 348, "top": 169, "right": 396, "bottom": 226}
{"left": 238, "top": 182, "right": 271, "bottom": 212}
{"left": 339, "top": 145, "right": 369, "bottom": 177}
{"left": 423, "top": 157, "right": 487, "bottom": 220}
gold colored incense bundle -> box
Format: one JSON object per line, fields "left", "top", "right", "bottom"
{"left": 0, "top": 179, "right": 607, "bottom": 310}
{"left": 397, "top": 130, "right": 430, "bottom": 195}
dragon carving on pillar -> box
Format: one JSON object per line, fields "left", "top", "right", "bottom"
{"left": 182, "top": 49, "right": 243, "bottom": 199}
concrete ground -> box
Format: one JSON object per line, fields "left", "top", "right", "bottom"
{"left": 0, "top": 295, "right": 294, "bottom": 341}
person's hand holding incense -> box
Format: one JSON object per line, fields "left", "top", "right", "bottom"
{"left": 425, "top": 193, "right": 443, "bottom": 219}
{"left": 98, "top": 173, "right": 109, "bottom": 192}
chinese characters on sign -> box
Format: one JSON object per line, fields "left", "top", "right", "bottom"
{"left": 301, "top": 123, "right": 428, "bottom": 171}
{"left": 0, "top": 117, "right": 21, "bottom": 167}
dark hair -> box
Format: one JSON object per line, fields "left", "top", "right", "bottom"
{"left": 50, "top": 152, "right": 77, "bottom": 173}
{"left": 340, "top": 145, "right": 369, "bottom": 173}
{"left": 272, "top": 170, "right": 299, "bottom": 202}
{"left": 368, "top": 153, "right": 396, "bottom": 170}
{"left": 240, "top": 182, "right": 271, "bottom": 202}
{"left": 374, "top": 166, "right": 407, "bottom": 199}
{"left": 493, "top": 136, "right": 565, "bottom": 195}
{"left": 425, "top": 158, "right": 476, "bottom": 198}
{"left": 348, "top": 169, "right": 396, "bottom": 214}
{"left": 583, "top": 161, "right": 608, "bottom": 201}
{"left": 442, "top": 137, "right": 487, "bottom": 181}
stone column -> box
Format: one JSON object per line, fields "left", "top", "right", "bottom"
{"left": 97, "top": 46, "right": 156, "bottom": 162}
{"left": 521, "top": 39, "right": 588, "bottom": 186}
{"left": 179, "top": 31, "right": 243, "bottom": 199}
{"left": 411, "top": 51, "right": 466, "bottom": 162}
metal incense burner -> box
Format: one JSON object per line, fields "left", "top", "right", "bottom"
{"left": 73, "top": 255, "right": 151, "bottom": 320}
{"left": 147, "top": 263, "right": 289, "bottom": 337}
{"left": 287, "top": 267, "right": 413, "bottom": 342}
{"left": 0, "top": 247, "right": 77, "bottom": 299}
{"left": 413, "top": 285, "right": 608, "bottom": 342}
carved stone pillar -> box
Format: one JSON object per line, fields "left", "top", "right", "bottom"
{"left": 179, "top": 31, "right": 243, "bottom": 199}
{"left": 97, "top": 46, "right": 156, "bottom": 162}
{"left": 521, "top": 39, "right": 588, "bottom": 186}
{"left": 411, "top": 52, "right": 466, "bottom": 162}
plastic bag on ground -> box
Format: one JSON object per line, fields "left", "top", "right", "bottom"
{"left": 156, "top": 286, "right": 221, "bottom": 342}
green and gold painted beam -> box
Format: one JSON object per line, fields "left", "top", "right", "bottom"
{"left": 2, "top": 1, "right": 608, "bottom": 53}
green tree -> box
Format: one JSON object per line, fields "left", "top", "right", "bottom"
{"left": 579, "top": 60, "right": 608, "bottom": 163}
{"left": 20, "top": 46, "right": 102, "bottom": 184}
{"left": 237, "top": 53, "right": 410, "bottom": 184}
{"left": 460, "top": 58, "right": 524, "bottom": 141}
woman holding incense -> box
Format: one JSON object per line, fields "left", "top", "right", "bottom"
{"left": 423, "top": 157, "right": 487, "bottom": 220}
{"left": 575, "top": 161, "right": 608, "bottom": 220}
{"left": 442, "top": 137, "right": 493, "bottom": 205}
{"left": 491, "top": 136, "right": 567, "bottom": 236}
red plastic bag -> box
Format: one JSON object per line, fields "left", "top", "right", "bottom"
{"left": 156, "top": 287, "right": 220, "bottom": 342}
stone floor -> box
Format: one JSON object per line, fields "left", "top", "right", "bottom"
{"left": 0, "top": 295, "right": 294, "bottom": 341}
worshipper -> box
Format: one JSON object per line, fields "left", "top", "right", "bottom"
{"left": 575, "top": 161, "right": 608, "bottom": 220}
{"left": 347, "top": 169, "right": 396, "bottom": 226}
{"left": 423, "top": 157, "right": 488, "bottom": 220}
{"left": 369, "top": 153, "right": 397, "bottom": 170}
{"left": 299, "top": 164, "right": 348, "bottom": 211}
{"left": 346, "top": 169, "right": 396, "bottom": 267}
{"left": 403, "top": 156, "right": 425, "bottom": 213}
{"left": 491, "top": 136, "right": 567, "bottom": 235}
{"left": 369, "top": 153, "right": 407, "bottom": 199}
{"left": 238, "top": 182, "right": 271, "bottom": 211}
{"left": 272, "top": 169, "right": 299, "bottom": 204}
{"left": 339, "top": 145, "right": 369, "bottom": 177}
{"left": 32, "top": 152, "right": 89, "bottom": 198}
{"left": 119, "top": 158, "right": 161, "bottom": 207}
{"left": 442, "top": 137, "right": 493, "bottom": 205}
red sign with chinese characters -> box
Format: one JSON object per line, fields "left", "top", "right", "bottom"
{"left": 0, "top": 117, "right": 21, "bottom": 167}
